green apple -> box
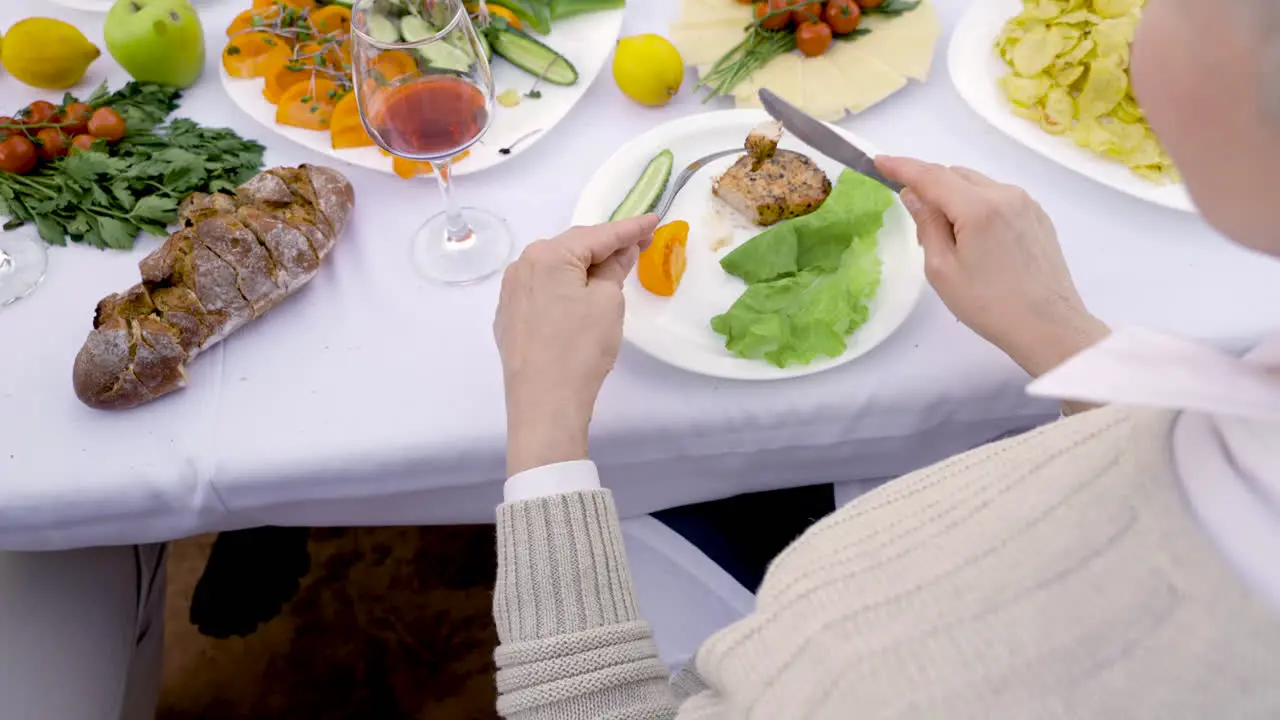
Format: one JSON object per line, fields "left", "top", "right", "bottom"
{"left": 105, "top": 0, "right": 206, "bottom": 89}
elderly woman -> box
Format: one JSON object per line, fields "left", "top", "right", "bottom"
{"left": 490, "top": 0, "right": 1280, "bottom": 716}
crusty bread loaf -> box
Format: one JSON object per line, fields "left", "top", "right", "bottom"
{"left": 72, "top": 164, "right": 355, "bottom": 410}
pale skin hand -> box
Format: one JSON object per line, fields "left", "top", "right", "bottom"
{"left": 494, "top": 214, "right": 660, "bottom": 477}
{"left": 876, "top": 156, "right": 1110, "bottom": 415}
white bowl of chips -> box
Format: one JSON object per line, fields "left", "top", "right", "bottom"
{"left": 949, "top": 0, "right": 1195, "bottom": 213}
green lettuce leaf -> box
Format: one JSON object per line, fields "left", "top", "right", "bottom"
{"left": 711, "top": 170, "right": 893, "bottom": 367}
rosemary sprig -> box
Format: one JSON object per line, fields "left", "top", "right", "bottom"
{"left": 696, "top": 26, "right": 795, "bottom": 102}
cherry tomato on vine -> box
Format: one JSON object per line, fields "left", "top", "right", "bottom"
{"left": 858, "top": 0, "right": 884, "bottom": 8}
{"left": 21, "top": 101, "right": 58, "bottom": 127}
{"left": 0, "top": 116, "right": 16, "bottom": 142}
{"left": 0, "top": 136, "right": 38, "bottom": 174}
{"left": 87, "top": 107, "right": 127, "bottom": 142}
{"left": 824, "top": 0, "right": 862, "bottom": 34}
{"left": 70, "top": 134, "right": 98, "bottom": 153}
{"left": 792, "top": 1, "right": 822, "bottom": 24}
{"left": 61, "top": 102, "right": 93, "bottom": 136}
{"left": 754, "top": 0, "right": 791, "bottom": 30}
{"left": 34, "top": 129, "right": 70, "bottom": 161}
{"left": 796, "top": 19, "right": 834, "bottom": 56}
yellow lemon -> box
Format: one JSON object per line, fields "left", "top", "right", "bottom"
{"left": 1, "top": 18, "right": 101, "bottom": 89}
{"left": 612, "top": 34, "right": 684, "bottom": 107}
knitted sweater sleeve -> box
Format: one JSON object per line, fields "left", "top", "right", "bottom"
{"left": 493, "top": 489, "right": 681, "bottom": 719}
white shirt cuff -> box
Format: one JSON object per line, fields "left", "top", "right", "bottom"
{"left": 504, "top": 460, "right": 601, "bottom": 503}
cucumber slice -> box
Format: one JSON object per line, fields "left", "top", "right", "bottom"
{"left": 417, "top": 42, "right": 474, "bottom": 71}
{"left": 401, "top": 16, "right": 474, "bottom": 70}
{"left": 610, "top": 150, "right": 674, "bottom": 222}
{"left": 489, "top": 27, "right": 578, "bottom": 86}
{"left": 399, "top": 15, "right": 438, "bottom": 41}
{"left": 365, "top": 13, "right": 401, "bottom": 44}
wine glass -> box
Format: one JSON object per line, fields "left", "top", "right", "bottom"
{"left": 0, "top": 226, "right": 48, "bottom": 308}
{"left": 351, "top": 0, "right": 513, "bottom": 285}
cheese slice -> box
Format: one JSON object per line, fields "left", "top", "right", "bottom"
{"left": 800, "top": 55, "right": 853, "bottom": 121}
{"left": 848, "top": 0, "right": 941, "bottom": 81}
{"left": 827, "top": 42, "right": 909, "bottom": 114}
{"left": 677, "top": 0, "right": 752, "bottom": 25}
{"left": 739, "top": 52, "right": 804, "bottom": 109}
{"left": 670, "top": 20, "right": 748, "bottom": 66}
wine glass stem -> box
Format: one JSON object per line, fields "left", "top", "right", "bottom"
{"left": 431, "top": 159, "right": 474, "bottom": 244}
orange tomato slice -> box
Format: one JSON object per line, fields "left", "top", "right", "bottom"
{"left": 638, "top": 220, "right": 689, "bottom": 297}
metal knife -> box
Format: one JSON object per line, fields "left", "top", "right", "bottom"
{"left": 757, "top": 88, "right": 905, "bottom": 194}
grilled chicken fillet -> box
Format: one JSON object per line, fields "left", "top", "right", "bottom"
{"left": 713, "top": 149, "right": 832, "bottom": 226}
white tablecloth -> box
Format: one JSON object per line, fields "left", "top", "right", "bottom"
{"left": 2, "top": 1, "right": 1277, "bottom": 551}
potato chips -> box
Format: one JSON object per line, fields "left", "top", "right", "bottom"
{"left": 995, "top": 0, "right": 1178, "bottom": 183}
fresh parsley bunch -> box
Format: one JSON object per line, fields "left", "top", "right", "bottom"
{"left": 0, "top": 82, "right": 266, "bottom": 250}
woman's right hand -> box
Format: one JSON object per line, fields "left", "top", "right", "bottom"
{"left": 875, "top": 156, "right": 1109, "bottom": 377}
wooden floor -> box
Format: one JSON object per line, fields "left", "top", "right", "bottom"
{"left": 158, "top": 527, "right": 501, "bottom": 719}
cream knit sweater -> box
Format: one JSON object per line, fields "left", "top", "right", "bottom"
{"left": 493, "top": 407, "right": 1280, "bottom": 719}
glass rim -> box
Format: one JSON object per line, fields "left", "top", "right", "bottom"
{"left": 350, "top": 0, "right": 468, "bottom": 50}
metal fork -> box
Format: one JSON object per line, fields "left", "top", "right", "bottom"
{"left": 652, "top": 147, "right": 746, "bottom": 219}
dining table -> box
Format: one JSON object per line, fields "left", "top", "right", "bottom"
{"left": 2, "top": 0, "right": 1278, "bottom": 552}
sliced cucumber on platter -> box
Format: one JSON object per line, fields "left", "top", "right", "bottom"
{"left": 400, "top": 15, "right": 474, "bottom": 71}
{"left": 365, "top": 13, "right": 402, "bottom": 44}
{"left": 488, "top": 26, "right": 578, "bottom": 86}
{"left": 610, "top": 150, "right": 674, "bottom": 222}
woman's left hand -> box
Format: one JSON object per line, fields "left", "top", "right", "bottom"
{"left": 494, "top": 215, "right": 659, "bottom": 476}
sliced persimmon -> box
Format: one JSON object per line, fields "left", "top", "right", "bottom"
{"left": 332, "top": 124, "right": 375, "bottom": 149}
{"left": 263, "top": 58, "right": 314, "bottom": 104}
{"left": 276, "top": 78, "right": 340, "bottom": 131}
{"left": 253, "top": 0, "right": 315, "bottom": 9}
{"left": 227, "top": 7, "right": 283, "bottom": 37}
{"left": 329, "top": 92, "right": 364, "bottom": 133}
{"left": 309, "top": 5, "right": 351, "bottom": 36}
{"left": 371, "top": 50, "right": 419, "bottom": 83}
{"left": 223, "top": 35, "right": 292, "bottom": 78}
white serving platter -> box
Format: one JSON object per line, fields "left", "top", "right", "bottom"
{"left": 948, "top": 0, "right": 1194, "bottom": 213}
{"left": 219, "top": 7, "right": 623, "bottom": 178}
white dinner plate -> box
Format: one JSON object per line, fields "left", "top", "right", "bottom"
{"left": 948, "top": 0, "right": 1195, "bottom": 213}
{"left": 219, "top": 8, "right": 623, "bottom": 178}
{"left": 571, "top": 109, "right": 926, "bottom": 381}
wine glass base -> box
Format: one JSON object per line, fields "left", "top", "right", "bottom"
{"left": 411, "top": 207, "right": 513, "bottom": 285}
{"left": 0, "top": 230, "right": 49, "bottom": 308}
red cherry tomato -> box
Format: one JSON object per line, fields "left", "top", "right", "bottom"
{"left": 792, "top": 1, "right": 823, "bottom": 24}
{"left": 87, "top": 107, "right": 127, "bottom": 142}
{"left": 21, "top": 101, "right": 58, "bottom": 127}
{"left": 34, "top": 129, "right": 70, "bottom": 161}
{"left": 0, "top": 136, "right": 38, "bottom": 174}
{"left": 70, "top": 134, "right": 98, "bottom": 153}
{"left": 795, "top": 19, "right": 834, "bottom": 57}
{"left": 0, "top": 116, "right": 16, "bottom": 142}
{"left": 754, "top": 0, "right": 791, "bottom": 30}
{"left": 60, "top": 102, "right": 93, "bottom": 136}
{"left": 824, "top": 0, "right": 862, "bottom": 34}
{"left": 858, "top": 0, "right": 883, "bottom": 8}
